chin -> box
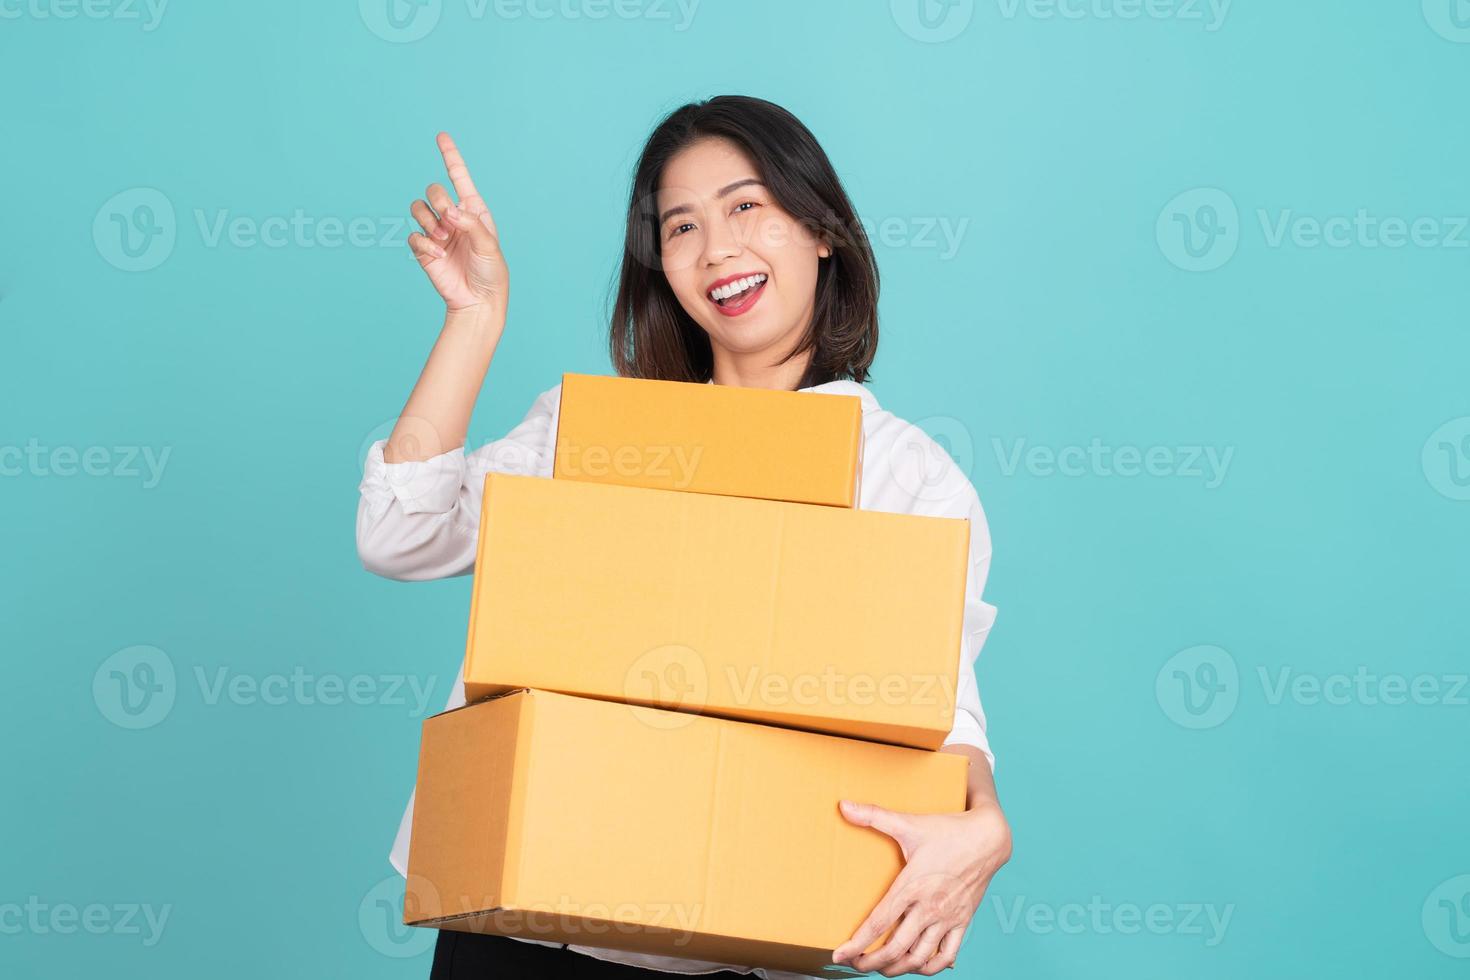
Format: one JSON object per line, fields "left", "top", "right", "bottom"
{"left": 709, "top": 322, "right": 789, "bottom": 353}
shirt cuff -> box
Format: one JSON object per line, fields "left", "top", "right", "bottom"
{"left": 362, "top": 439, "right": 466, "bottom": 515}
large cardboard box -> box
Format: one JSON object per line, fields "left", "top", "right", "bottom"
{"left": 553, "top": 373, "right": 864, "bottom": 508}
{"left": 464, "top": 473, "right": 971, "bottom": 749}
{"left": 404, "top": 689, "right": 969, "bottom": 975}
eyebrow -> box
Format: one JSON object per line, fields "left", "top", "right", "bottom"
{"left": 658, "top": 178, "right": 765, "bottom": 225}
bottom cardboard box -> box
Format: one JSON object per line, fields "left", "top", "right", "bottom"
{"left": 404, "top": 689, "right": 968, "bottom": 975}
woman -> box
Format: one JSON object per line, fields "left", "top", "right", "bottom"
{"left": 357, "top": 96, "right": 1011, "bottom": 979}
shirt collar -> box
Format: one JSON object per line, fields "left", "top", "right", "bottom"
{"left": 705, "top": 377, "right": 880, "bottom": 413}
{"left": 799, "top": 378, "right": 880, "bottom": 413}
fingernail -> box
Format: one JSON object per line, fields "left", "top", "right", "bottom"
{"left": 432, "top": 245, "right": 446, "bottom": 258}
{"left": 433, "top": 228, "right": 448, "bottom": 240}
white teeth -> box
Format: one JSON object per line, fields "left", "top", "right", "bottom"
{"left": 709, "top": 274, "right": 767, "bottom": 302}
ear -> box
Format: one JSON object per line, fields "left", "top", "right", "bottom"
{"left": 818, "top": 241, "right": 832, "bottom": 259}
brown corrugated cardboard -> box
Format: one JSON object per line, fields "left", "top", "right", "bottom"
{"left": 553, "top": 373, "right": 864, "bottom": 507}
{"left": 464, "top": 473, "right": 971, "bottom": 750}
{"left": 405, "top": 689, "right": 969, "bottom": 975}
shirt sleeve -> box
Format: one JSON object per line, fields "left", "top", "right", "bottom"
{"left": 356, "top": 382, "right": 561, "bottom": 581}
{"left": 940, "top": 486, "right": 998, "bottom": 773}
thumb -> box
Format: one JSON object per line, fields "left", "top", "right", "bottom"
{"left": 839, "top": 799, "right": 911, "bottom": 841}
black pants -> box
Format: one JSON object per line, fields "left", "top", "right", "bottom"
{"left": 429, "top": 931, "right": 752, "bottom": 979}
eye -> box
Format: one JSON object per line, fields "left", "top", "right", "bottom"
{"left": 733, "top": 201, "right": 759, "bottom": 214}
{"left": 669, "top": 222, "right": 696, "bottom": 238}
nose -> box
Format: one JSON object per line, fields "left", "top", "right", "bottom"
{"left": 700, "top": 209, "right": 744, "bottom": 269}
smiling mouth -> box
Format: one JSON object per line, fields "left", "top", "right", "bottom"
{"left": 707, "top": 273, "right": 768, "bottom": 317}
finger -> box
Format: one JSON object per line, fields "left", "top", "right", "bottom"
{"left": 434, "top": 133, "right": 498, "bottom": 236}
{"left": 840, "top": 800, "right": 912, "bottom": 843}
{"left": 832, "top": 881, "right": 912, "bottom": 966}
{"left": 411, "top": 200, "right": 448, "bottom": 242}
{"left": 426, "top": 183, "right": 454, "bottom": 218}
{"left": 885, "top": 921, "right": 946, "bottom": 978}
{"left": 442, "top": 204, "right": 501, "bottom": 260}
{"left": 436, "top": 132, "right": 482, "bottom": 207}
{"left": 855, "top": 904, "right": 930, "bottom": 976}
{"left": 407, "top": 232, "right": 446, "bottom": 265}
{"left": 428, "top": 180, "right": 499, "bottom": 241}
{"left": 917, "top": 924, "right": 966, "bottom": 976}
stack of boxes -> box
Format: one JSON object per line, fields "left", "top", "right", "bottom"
{"left": 403, "top": 373, "right": 974, "bottom": 975}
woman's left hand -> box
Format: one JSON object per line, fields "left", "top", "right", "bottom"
{"left": 831, "top": 798, "right": 1012, "bottom": 976}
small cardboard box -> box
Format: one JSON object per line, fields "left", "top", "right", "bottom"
{"left": 404, "top": 689, "right": 969, "bottom": 975}
{"left": 553, "top": 373, "right": 864, "bottom": 508}
{"left": 465, "top": 473, "right": 971, "bottom": 750}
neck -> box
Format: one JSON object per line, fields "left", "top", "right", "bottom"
{"left": 710, "top": 350, "right": 811, "bottom": 391}
{"left": 709, "top": 337, "right": 814, "bottom": 392}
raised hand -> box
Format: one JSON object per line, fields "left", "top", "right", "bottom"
{"left": 407, "top": 132, "right": 509, "bottom": 313}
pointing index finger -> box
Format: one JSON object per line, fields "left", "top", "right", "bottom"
{"left": 436, "top": 131, "right": 482, "bottom": 207}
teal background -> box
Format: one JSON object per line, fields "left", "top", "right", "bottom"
{"left": 2, "top": 1, "right": 1468, "bottom": 977}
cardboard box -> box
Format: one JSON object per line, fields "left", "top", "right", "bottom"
{"left": 405, "top": 689, "right": 969, "bottom": 975}
{"left": 553, "top": 373, "right": 864, "bottom": 508}
{"left": 465, "top": 473, "right": 971, "bottom": 750}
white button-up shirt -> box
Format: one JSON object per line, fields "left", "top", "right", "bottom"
{"left": 356, "top": 378, "right": 998, "bottom": 979}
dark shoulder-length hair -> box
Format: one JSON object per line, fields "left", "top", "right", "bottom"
{"left": 609, "top": 96, "right": 879, "bottom": 388}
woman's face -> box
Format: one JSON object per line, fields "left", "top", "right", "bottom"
{"left": 656, "top": 137, "right": 830, "bottom": 361}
